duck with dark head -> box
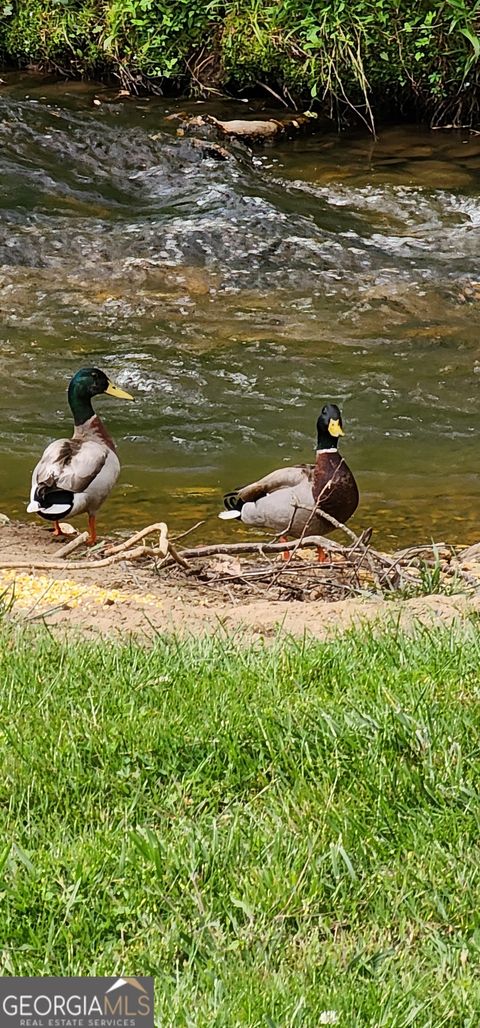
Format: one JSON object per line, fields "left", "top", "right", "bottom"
{"left": 27, "top": 367, "right": 133, "bottom": 544}
{"left": 219, "top": 402, "right": 359, "bottom": 558}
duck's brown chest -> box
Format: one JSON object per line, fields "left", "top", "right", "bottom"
{"left": 312, "top": 450, "right": 359, "bottom": 526}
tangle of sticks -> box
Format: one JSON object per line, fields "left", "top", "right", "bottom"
{"left": 0, "top": 509, "right": 476, "bottom": 601}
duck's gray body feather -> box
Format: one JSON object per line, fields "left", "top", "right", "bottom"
{"left": 239, "top": 467, "right": 321, "bottom": 535}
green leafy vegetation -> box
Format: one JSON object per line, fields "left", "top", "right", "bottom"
{"left": 1, "top": 1, "right": 480, "bottom": 125}
{"left": 102, "top": 0, "right": 221, "bottom": 84}
{"left": 0, "top": 0, "right": 104, "bottom": 73}
{"left": 1, "top": 620, "right": 480, "bottom": 1023}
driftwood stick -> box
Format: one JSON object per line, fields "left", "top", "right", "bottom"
{"left": 171, "top": 520, "right": 206, "bottom": 543}
{"left": 0, "top": 544, "right": 165, "bottom": 572}
{"left": 457, "top": 542, "right": 480, "bottom": 562}
{"left": 0, "top": 526, "right": 179, "bottom": 573}
{"left": 179, "top": 535, "right": 340, "bottom": 559}
{"left": 0, "top": 557, "right": 118, "bottom": 571}
{"left": 56, "top": 531, "right": 89, "bottom": 558}
{"left": 294, "top": 503, "right": 359, "bottom": 544}
{"left": 167, "top": 542, "right": 190, "bottom": 569}
{"left": 109, "top": 521, "right": 191, "bottom": 568}
{"left": 104, "top": 522, "right": 169, "bottom": 556}
{"left": 393, "top": 542, "right": 448, "bottom": 559}
{"left": 348, "top": 527, "right": 373, "bottom": 553}
{"left": 292, "top": 503, "right": 373, "bottom": 551}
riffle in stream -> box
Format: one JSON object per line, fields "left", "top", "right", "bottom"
{"left": 1, "top": 74, "right": 479, "bottom": 548}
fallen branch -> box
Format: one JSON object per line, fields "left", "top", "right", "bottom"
{"left": 105, "top": 522, "right": 189, "bottom": 568}
{"left": 393, "top": 542, "right": 449, "bottom": 559}
{"left": 167, "top": 542, "right": 190, "bottom": 569}
{"left": 179, "top": 535, "right": 340, "bottom": 559}
{"left": 104, "top": 523, "right": 169, "bottom": 557}
{"left": 0, "top": 545, "right": 160, "bottom": 572}
{"left": 0, "top": 523, "right": 170, "bottom": 571}
{"left": 56, "top": 531, "right": 89, "bottom": 558}
{"left": 172, "top": 520, "right": 206, "bottom": 543}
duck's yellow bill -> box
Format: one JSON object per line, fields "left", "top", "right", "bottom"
{"left": 328, "top": 418, "right": 344, "bottom": 437}
{"left": 105, "top": 381, "right": 134, "bottom": 400}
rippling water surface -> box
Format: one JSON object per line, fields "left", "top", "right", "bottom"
{"left": 1, "top": 73, "right": 479, "bottom": 547}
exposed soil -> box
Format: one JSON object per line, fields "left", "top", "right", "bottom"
{"left": 1, "top": 521, "right": 479, "bottom": 640}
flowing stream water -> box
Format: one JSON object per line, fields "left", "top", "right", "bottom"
{"left": 1, "top": 73, "right": 479, "bottom": 548}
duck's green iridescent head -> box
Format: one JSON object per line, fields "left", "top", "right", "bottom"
{"left": 316, "top": 403, "right": 345, "bottom": 449}
{"left": 67, "top": 367, "right": 133, "bottom": 425}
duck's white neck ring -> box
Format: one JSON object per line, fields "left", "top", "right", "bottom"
{"left": 316, "top": 447, "right": 338, "bottom": 454}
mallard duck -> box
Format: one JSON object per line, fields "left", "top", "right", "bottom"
{"left": 219, "top": 403, "right": 358, "bottom": 555}
{"left": 27, "top": 367, "right": 133, "bottom": 544}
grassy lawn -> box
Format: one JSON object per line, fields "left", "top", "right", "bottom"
{"left": 1, "top": 620, "right": 480, "bottom": 1025}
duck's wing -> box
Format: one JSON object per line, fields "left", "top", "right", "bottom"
{"left": 237, "top": 465, "right": 313, "bottom": 503}
{"left": 31, "top": 438, "right": 108, "bottom": 496}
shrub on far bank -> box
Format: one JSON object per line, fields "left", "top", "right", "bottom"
{"left": 1, "top": 0, "right": 479, "bottom": 127}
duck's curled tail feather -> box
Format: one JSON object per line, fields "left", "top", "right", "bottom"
{"left": 218, "top": 490, "right": 244, "bottom": 520}
{"left": 27, "top": 485, "right": 74, "bottom": 520}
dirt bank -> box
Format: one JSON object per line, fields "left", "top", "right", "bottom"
{"left": 0, "top": 521, "right": 479, "bottom": 640}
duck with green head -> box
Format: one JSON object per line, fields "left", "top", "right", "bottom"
{"left": 219, "top": 403, "right": 359, "bottom": 557}
{"left": 27, "top": 367, "right": 133, "bottom": 544}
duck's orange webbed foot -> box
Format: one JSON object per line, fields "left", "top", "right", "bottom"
{"left": 280, "top": 535, "right": 291, "bottom": 561}
{"left": 52, "top": 520, "right": 65, "bottom": 538}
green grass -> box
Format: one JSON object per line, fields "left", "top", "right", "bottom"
{"left": 1, "top": 620, "right": 480, "bottom": 1024}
